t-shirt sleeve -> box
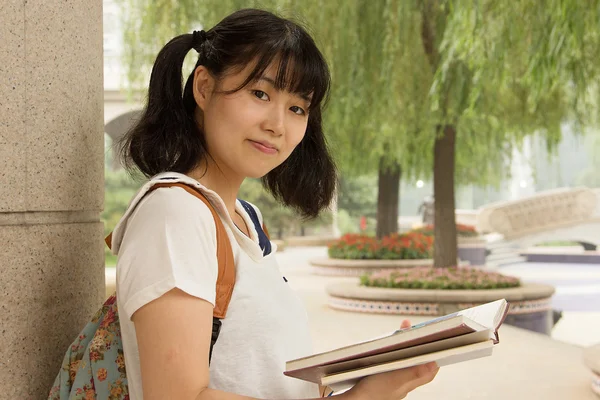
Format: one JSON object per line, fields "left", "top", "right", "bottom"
{"left": 116, "top": 186, "right": 219, "bottom": 321}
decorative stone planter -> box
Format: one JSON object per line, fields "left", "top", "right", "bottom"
{"left": 521, "top": 248, "right": 600, "bottom": 264}
{"left": 584, "top": 343, "right": 600, "bottom": 397}
{"left": 310, "top": 258, "right": 470, "bottom": 277}
{"left": 310, "top": 258, "right": 435, "bottom": 277}
{"left": 458, "top": 236, "right": 487, "bottom": 266}
{"left": 326, "top": 281, "right": 556, "bottom": 335}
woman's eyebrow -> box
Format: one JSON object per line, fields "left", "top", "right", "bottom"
{"left": 257, "top": 76, "right": 312, "bottom": 102}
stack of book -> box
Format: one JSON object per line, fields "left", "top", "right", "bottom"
{"left": 285, "top": 299, "right": 509, "bottom": 392}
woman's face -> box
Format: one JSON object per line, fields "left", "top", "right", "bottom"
{"left": 193, "top": 61, "right": 311, "bottom": 180}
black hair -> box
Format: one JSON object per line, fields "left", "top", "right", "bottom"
{"left": 118, "top": 8, "right": 336, "bottom": 218}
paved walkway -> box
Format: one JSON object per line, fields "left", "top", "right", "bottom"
{"left": 276, "top": 247, "right": 598, "bottom": 400}
{"left": 500, "top": 262, "right": 600, "bottom": 348}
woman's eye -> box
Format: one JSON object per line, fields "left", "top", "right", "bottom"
{"left": 290, "top": 106, "right": 306, "bottom": 116}
{"left": 253, "top": 90, "right": 270, "bottom": 101}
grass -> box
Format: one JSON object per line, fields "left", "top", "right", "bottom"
{"left": 535, "top": 241, "right": 580, "bottom": 247}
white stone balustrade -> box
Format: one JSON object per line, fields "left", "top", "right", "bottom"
{"left": 476, "top": 187, "right": 599, "bottom": 241}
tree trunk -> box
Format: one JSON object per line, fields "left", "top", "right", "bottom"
{"left": 376, "top": 158, "right": 401, "bottom": 239}
{"left": 433, "top": 125, "right": 458, "bottom": 267}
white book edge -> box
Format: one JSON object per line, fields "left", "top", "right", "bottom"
{"left": 286, "top": 299, "right": 508, "bottom": 374}
{"left": 286, "top": 314, "right": 481, "bottom": 371}
{"left": 322, "top": 340, "right": 495, "bottom": 390}
{"left": 286, "top": 330, "right": 492, "bottom": 384}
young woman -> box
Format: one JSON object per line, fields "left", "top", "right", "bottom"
{"left": 113, "top": 8, "right": 439, "bottom": 400}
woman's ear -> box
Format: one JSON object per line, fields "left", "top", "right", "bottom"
{"left": 192, "top": 66, "right": 214, "bottom": 111}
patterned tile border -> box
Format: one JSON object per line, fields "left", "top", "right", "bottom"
{"left": 459, "top": 297, "right": 553, "bottom": 315}
{"left": 329, "top": 297, "right": 440, "bottom": 315}
{"left": 311, "top": 264, "right": 468, "bottom": 277}
{"left": 311, "top": 266, "right": 406, "bottom": 277}
{"left": 592, "top": 371, "right": 600, "bottom": 397}
{"left": 328, "top": 296, "right": 553, "bottom": 316}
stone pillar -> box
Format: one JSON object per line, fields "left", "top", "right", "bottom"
{"left": 0, "top": 1, "right": 104, "bottom": 398}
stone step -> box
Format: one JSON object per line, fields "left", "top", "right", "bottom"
{"left": 488, "top": 246, "right": 522, "bottom": 255}
{"left": 486, "top": 240, "right": 508, "bottom": 248}
{"left": 485, "top": 255, "right": 527, "bottom": 267}
{"left": 486, "top": 250, "right": 523, "bottom": 260}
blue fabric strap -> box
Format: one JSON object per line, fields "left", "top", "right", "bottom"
{"left": 238, "top": 199, "right": 272, "bottom": 256}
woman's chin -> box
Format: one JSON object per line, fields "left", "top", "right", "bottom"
{"left": 244, "top": 167, "right": 271, "bottom": 180}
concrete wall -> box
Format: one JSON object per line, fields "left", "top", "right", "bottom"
{"left": 0, "top": 0, "right": 105, "bottom": 397}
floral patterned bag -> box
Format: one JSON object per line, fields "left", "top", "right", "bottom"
{"left": 48, "top": 294, "right": 128, "bottom": 399}
{"left": 48, "top": 182, "right": 237, "bottom": 400}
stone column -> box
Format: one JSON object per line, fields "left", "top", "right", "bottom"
{"left": 0, "top": 1, "right": 104, "bottom": 398}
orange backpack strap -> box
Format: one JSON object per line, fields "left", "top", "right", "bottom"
{"left": 105, "top": 181, "right": 235, "bottom": 319}
{"left": 261, "top": 223, "right": 270, "bottom": 240}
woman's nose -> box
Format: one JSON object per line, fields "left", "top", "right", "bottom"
{"left": 263, "top": 106, "right": 286, "bottom": 137}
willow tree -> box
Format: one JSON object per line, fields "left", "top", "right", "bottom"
{"left": 411, "top": 1, "right": 600, "bottom": 266}
{"left": 118, "top": 0, "right": 600, "bottom": 266}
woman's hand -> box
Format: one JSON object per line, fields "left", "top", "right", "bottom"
{"left": 344, "top": 319, "right": 440, "bottom": 400}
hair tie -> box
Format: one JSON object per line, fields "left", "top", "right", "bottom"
{"left": 192, "top": 30, "right": 208, "bottom": 51}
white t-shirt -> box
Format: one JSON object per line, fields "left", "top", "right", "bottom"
{"left": 111, "top": 172, "right": 319, "bottom": 400}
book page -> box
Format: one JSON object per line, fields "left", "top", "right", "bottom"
{"left": 458, "top": 299, "right": 507, "bottom": 329}
{"left": 322, "top": 341, "right": 495, "bottom": 389}
{"left": 287, "top": 330, "right": 492, "bottom": 384}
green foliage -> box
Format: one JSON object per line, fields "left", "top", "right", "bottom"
{"left": 535, "top": 241, "right": 581, "bottom": 247}
{"left": 335, "top": 175, "right": 378, "bottom": 235}
{"left": 103, "top": 169, "right": 143, "bottom": 265}
{"left": 576, "top": 131, "right": 600, "bottom": 186}
{"left": 238, "top": 179, "right": 332, "bottom": 239}
{"left": 116, "top": 0, "right": 600, "bottom": 268}
{"left": 337, "top": 176, "right": 378, "bottom": 219}
{"left": 103, "top": 170, "right": 143, "bottom": 234}
{"left": 360, "top": 267, "right": 521, "bottom": 290}
{"left": 238, "top": 179, "right": 295, "bottom": 239}
{"left": 337, "top": 209, "right": 377, "bottom": 236}
{"left": 116, "top": 0, "right": 600, "bottom": 185}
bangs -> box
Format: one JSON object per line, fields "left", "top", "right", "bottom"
{"left": 228, "top": 36, "right": 330, "bottom": 110}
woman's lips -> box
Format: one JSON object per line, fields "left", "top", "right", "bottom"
{"left": 249, "top": 140, "right": 278, "bottom": 155}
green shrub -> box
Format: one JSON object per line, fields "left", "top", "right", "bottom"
{"left": 361, "top": 266, "right": 521, "bottom": 290}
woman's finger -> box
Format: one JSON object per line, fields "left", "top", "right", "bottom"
{"left": 400, "top": 319, "right": 411, "bottom": 329}
{"left": 397, "top": 362, "right": 440, "bottom": 394}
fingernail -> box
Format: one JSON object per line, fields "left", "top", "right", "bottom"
{"left": 427, "top": 362, "right": 438, "bottom": 371}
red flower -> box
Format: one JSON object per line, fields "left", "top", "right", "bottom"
{"left": 101, "top": 309, "right": 116, "bottom": 328}
{"left": 97, "top": 368, "right": 108, "bottom": 382}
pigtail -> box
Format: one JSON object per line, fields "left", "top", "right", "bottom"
{"left": 119, "top": 33, "right": 207, "bottom": 177}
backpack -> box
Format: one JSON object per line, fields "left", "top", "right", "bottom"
{"left": 48, "top": 181, "right": 270, "bottom": 399}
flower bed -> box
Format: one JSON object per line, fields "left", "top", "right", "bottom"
{"left": 360, "top": 266, "right": 521, "bottom": 290}
{"left": 328, "top": 233, "right": 433, "bottom": 260}
{"left": 411, "top": 223, "right": 480, "bottom": 238}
